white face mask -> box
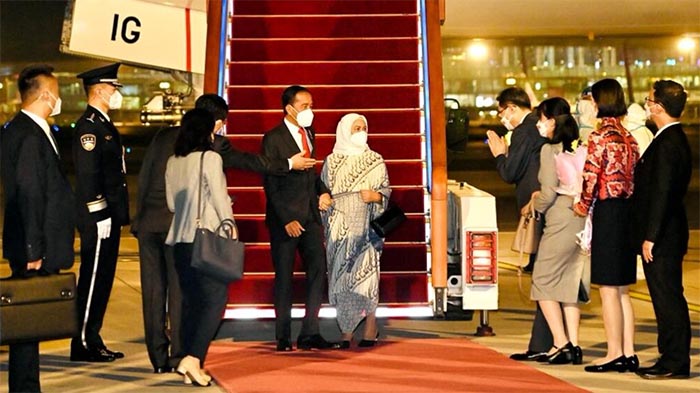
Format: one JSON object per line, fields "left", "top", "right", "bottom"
{"left": 44, "top": 91, "right": 61, "bottom": 117}
{"left": 536, "top": 121, "right": 550, "bottom": 138}
{"left": 500, "top": 115, "right": 514, "bottom": 131}
{"left": 294, "top": 107, "right": 314, "bottom": 128}
{"left": 644, "top": 105, "right": 653, "bottom": 120}
{"left": 108, "top": 90, "right": 123, "bottom": 110}
{"left": 215, "top": 124, "right": 226, "bottom": 136}
{"left": 349, "top": 131, "right": 368, "bottom": 148}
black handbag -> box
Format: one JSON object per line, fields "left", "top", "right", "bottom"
{"left": 370, "top": 204, "right": 406, "bottom": 238}
{"left": 190, "top": 152, "right": 245, "bottom": 284}
{"left": 0, "top": 272, "right": 78, "bottom": 345}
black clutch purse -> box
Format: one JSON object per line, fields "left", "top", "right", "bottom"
{"left": 370, "top": 204, "right": 406, "bottom": 238}
{"left": 0, "top": 272, "right": 79, "bottom": 344}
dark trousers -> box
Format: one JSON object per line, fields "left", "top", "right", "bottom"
{"left": 138, "top": 231, "right": 183, "bottom": 369}
{"left": 173, "top": 243, "right": 228, "bottom": 362}
{"left": 528, "top": 251, "right": 553, "bottom": 353}
{"left": 643, "top": 253, "right": 691, "bottom": 371}
{"left": 72, "top": 223, "right": 121, "bottom": 351}
{"left": 8, "top": 338, "right": 40, "bottom": 393}
{"left": 528, "top": 303, "right": 554, "bottom": 352}
{"left": 269, "top": 221, "right": 326, "bottom": 340}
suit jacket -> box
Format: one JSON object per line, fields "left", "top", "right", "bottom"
{"left": 73, "top": 105, "right": 129, "bottom": 229}
{"left": 165, "top": 151, "right": 233, "bottom": 245}
{"left": 262, "top": 123, "right": 329, "bottom": 228}
{"left": 131, "top": 129, "right": 289, "bottom": 235}
{"left": 495, "top": 112, "right": 547, "bottom": 209}
{"left": 1, "top": 111, "right": 75, "bottom": 272}
{"left": 630, "top": 123, "right": 692, "bottom": 257}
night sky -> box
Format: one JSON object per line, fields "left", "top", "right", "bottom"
{"left": 0, "top": 0, "right": 73, "bottom": 63}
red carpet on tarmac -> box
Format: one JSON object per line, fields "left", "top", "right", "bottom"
{"left": 206, "top": 338, "right": 588, "bottom": 393}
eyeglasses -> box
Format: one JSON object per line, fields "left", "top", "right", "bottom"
{"left": 644, "top": 96, "right": 660, "bottom": 106}
{"left": 496, "top": 106, "right": 508, "bottom": 117}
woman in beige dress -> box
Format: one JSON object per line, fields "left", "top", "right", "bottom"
{"left": 529, "top": 97, "right": 588, "bottom": 365}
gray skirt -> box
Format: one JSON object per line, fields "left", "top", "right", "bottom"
{"left": 531, "top": 195, "right": 589, "bottom": 304}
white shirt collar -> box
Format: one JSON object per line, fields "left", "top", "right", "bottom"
{"left": 21, "top": 109, "right": 59, "bottom": 155}
{"left": 283, "top": 117, "right": 313, "bottom": 153}
{"left": 91, "top": 105, "right": 110, "bottom": 122}
{"left": 654, "top": 121, "right": 680, "bottom": 139}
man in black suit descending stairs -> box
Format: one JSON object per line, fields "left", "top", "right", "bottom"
{"left": 262, "top": 85, "right": 341, "bottom": 352}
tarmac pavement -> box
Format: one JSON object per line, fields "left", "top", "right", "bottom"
{"left": 0, "top": 231, "right": 698, "bottom": 393}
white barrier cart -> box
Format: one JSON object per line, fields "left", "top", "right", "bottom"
{"left": 447, "top": 182, "right": 498, "bottom": 336}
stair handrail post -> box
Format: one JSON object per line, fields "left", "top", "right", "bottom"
{"left": 423, "top": 0, "right": 448, "bottom": 311}
{"left": 203, "top": 0, "right": 226, "bottom": 94}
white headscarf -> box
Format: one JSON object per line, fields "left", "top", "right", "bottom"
{"left": 624, "top": 103, "right": 647, "bottom": 130}
{"left": 624, "top": 103, "right": 654, "bottom": 156}
{"left": 332, "top": 113, "right": 369, "bottom": 156}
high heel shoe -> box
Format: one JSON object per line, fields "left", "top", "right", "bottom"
{"left": 176, "top": 356, "right": 211, "bottom": 387}
{"left": 584, "top": 355, "right": 627, "bottom": 373}
{"left": 358, "top": 331, "right": 379, "bottom": 348}
{"left": 547, "top": 343, "right": 574, "bottom": 365}
{"left": 625, "top": 354, "right": 639, "bottom": 372}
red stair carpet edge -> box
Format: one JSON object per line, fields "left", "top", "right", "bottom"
{"left": 205, "top": 338, "right": 588, "bottom": 393}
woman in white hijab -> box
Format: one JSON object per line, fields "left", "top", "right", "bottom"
{"left": 321, "top": 113, "right": 390, "bottom": 349}
{"left": 623, "top": 103, "right": 654, "bottom": 156}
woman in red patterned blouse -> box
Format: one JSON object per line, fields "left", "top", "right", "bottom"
{"left": 574, "top": 79, "right": 640, "bottom": 373}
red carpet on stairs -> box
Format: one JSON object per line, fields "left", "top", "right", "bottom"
{"left": 225, "top": 0, "right": 429, "bottom": 310}
{"left": 205, "top": 338, "right": 588, "bottom": 393}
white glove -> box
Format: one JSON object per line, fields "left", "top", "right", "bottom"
{"left": 96, "top": 217, "right": 112, "bottom": 240}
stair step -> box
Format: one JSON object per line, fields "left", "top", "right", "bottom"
{"left": 235, "top": 214, "right": 425, "bottom": 243}
{"left": 231, "top": 15, "right": 418, "bottom": 39}
{"left": 230, "top": 186, "right": 425, "bottom": 215}
{"left": 224, "top": 0, "right": 427, "bottom": 308}
{"left": 227, "top": 273, "right": 428, "bottom": 304}
{"left": 232, "top": 0, "right": 417, "bottom": 16}
{"left": 229, "top": 61, "right": 419, "bottom": 86}
{"left": 226, "top": 160, "right": 424, "bottom": 188}
{"left": 227, "top": 85, "right": 420, "bottom": 110}
{"left": 227, "top": 134, "right": 423, "bottom": 160}
{"left": 226, "top": 109, "right": 422, "bottom": 136}
{"left": 241, "top": 243, "right": 427, "bottom": 273}
{"left": 230, "top": 38, "right": 419, "bottom": 62}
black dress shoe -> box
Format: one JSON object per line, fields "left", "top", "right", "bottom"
{"left": 154, "top": 366, "right": 174, "bottom": 374}
{"left": 101, "top": 347, "right": 124, "bottom": 359}
{"left": 571, "top": 345, "right": 583, "bottom": 365}
{"left": 626, "top": 355, "right": 639, "bottom": 372}
{"left": 297, "top": 334, "right": 341, "bottom": 350}
{"left": 510, "top": 350, "right": 548, "bottom": 361}
{"left": 358, "top": 331, "right": 379, "bottom": 348}
{"left": 276, "top": 339, "right": 294, "bottom": 352}
{"left": 70, "top": 347, "right": 116, "bottom": 362}
{"left": 339, "top": 340, "right": 351, "bottom": 349}
{"left": 584, "top": 356, "right": 627, "bottom": 373}
{"left": 635, "top": 364, "right": 690, "bottom": 379}
{"left": 547, "top": 343, "right": 574, "bottom": 365}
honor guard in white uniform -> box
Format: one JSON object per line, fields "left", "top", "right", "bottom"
{"left": 70, "top": 63, "right": 129, "bottom": 362}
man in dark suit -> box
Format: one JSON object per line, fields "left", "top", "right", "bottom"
{"left": 485, "top": 87, "right": 552, "bottom": 361}
{"left": 631, "top": 80, "right": 692, "bottom": 380}
{"left": 262, "top": 85, "right": 340, "bottom": 351}
{"left": 131, "top": 94, "right": 315, "bottom": 372}
{"left": 1, "top": 64, "right": 76, "bottom": 393}
{"left": 70, "top": 63, "right": 129, "bottom": 362}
